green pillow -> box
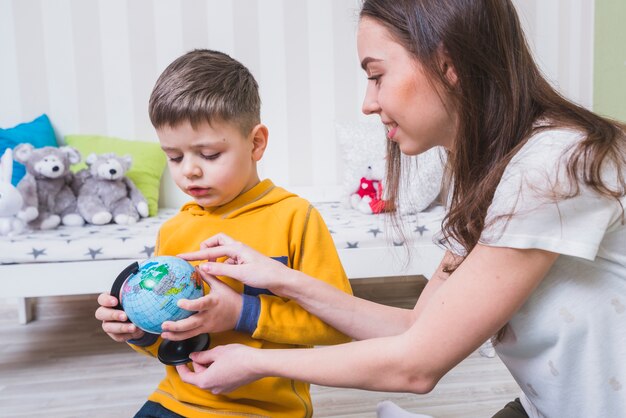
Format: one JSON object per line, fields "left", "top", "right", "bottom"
{"left": 64, "top": 135, "right": 167, "bottom": 216}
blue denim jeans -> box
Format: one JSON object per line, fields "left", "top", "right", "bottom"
{"left": 134, "top": 401, "right": 185, "bottom": 418}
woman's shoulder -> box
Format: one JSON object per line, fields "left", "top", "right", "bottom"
{"left": 504, "top": 127, "right": 584, "bottom": 175}
{"left": 521, "top": 126, "right": 584, "bottom": 156}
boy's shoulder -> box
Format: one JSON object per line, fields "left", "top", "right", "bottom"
{"left": 244, "top": 179, "right": 314, "bottom": 213}
{"left": 270, "top": 185, "right": 313, "bottom": 210}
{"left": 260, "top": 186, "right": 319, "bottom": 226}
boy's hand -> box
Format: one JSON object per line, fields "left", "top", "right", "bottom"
{"left": 95, "top": 292, "right": 145, "bottom": 342}
{"left": 161, "top": 274, "right": 243, "bottom": 341}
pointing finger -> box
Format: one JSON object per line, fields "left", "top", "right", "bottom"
{"left": 199, "top": 233, "right": 237, "bottom": 249}
{"left": 177, "top": 249, "right": 211, "bottom": 262}
{"left": 200, "top": 261, "right": 244, "bottom": 280}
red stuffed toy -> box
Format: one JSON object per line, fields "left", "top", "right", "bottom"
{"left": 350, "top": 165, "right": 387, "bottom": 214}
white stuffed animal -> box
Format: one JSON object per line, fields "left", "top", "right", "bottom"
{"left": 337, "top": 120, "right": 446, "bottom": 216}
{"left": 350, "top": 159, "right": 387, "bottom": 214}
{"left": 0, "top": 149, "right": 26, "bottom": 237}
{"left": 348, "top": 148, "right": 446, "bottom": 215}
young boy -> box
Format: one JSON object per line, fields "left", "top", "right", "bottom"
{"left": 95, "top": 49, "right": 352, "bottom": 418}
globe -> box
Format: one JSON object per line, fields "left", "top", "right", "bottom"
{"left": 119, "top": 256, "right": 204, "bottom": 334}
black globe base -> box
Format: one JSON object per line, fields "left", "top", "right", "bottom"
{"left": 158, "top": 334, "right": 210, "bottom": 366}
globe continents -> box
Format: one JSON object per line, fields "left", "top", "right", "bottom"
{"left": 120, "top": 256, "right": 204, "bottom": 334}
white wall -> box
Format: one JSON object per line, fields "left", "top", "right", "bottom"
{"left": 513, "top": 0, "right": 595, "bottom": 109}
{"left": 0, "top": 0, "right": 594, "bottom": 206}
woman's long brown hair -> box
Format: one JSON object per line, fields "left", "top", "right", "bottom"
{"left": 361, "top": 0, "right": 625, "bottom": 274}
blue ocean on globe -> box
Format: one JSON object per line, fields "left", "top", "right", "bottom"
{"left": 120, "top": 256, "right": 204, "bottom": 334}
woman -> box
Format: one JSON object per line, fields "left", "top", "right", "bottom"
{"left": 167, "top": 1, "right": 626, "bottom": 416}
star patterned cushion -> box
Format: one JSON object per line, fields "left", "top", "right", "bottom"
{"left": 0, "top": 204, "right": 444, "bottom": 265}
{"left": 314, "top": 202, "right": 444, "bottom": 250}
{"left": 0, "top": 210, "right": 176, "bottom": 265}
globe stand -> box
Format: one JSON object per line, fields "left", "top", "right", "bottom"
{"left": 158, "top": 334, "right": 210, "bottom": 366}
{"left": 111, "top": 261, "right": 210, "bottom": 366}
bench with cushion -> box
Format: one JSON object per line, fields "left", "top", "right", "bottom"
{"left": 2, "top": 200, "right": 444, "bottom": 324}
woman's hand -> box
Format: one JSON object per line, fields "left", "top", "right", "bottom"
{"left": 177, "top": 233, "right": 294, "bottom": 296}
{"left": 95, "top": 292, "right": 145, "bottom": 342}
{"left": 176, "top": 344, "right": 263, "bottom": 394}
{"left": 161, "top": 273, "right": 242, "bottom": 340}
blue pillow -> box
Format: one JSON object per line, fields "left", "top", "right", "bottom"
{"left": 0, "top": 114, "right": 58, "bottom": 185}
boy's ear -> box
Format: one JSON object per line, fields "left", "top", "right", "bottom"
{"left": 249, "top": 123, "right": 269, "bottom": 161}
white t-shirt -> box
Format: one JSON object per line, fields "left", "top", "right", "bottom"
{"left": 449, "top": 128, "right": 626, "bottom": 417}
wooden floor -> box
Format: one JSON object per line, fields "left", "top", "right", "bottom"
{"left": 0, "top": 277, "right": 520, "bottom": 418}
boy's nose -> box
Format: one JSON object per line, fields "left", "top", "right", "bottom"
{"left": 182, "top": 160, "right": 202, "bottom": 179}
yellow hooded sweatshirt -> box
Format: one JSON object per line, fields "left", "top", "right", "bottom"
{"left": 128, "top": 179, "right": 352, "bottom": 418}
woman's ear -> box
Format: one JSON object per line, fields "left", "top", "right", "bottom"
{"left": 438, "top": 46, "right": 458, "bottom": 86}
{"left": 249, "top": 123, "right": 269, "bottom": 161}
{"left": 443, "top": 62, "right": 458, "bottom": 85}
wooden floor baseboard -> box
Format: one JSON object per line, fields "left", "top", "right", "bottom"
{"left": 351, "top": 275, "right": 427, "bottom": 309}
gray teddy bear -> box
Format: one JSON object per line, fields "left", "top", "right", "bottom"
{"left": 14, "top": 144, "right": 85, "bottom": 230}
{"left": 73, "top": 153, "right": 149, "bottom": 225}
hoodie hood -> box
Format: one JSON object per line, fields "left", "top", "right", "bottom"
{"left": 179, "top": 179, "right": 297, "bottom": 219}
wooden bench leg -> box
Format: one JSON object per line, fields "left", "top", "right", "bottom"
{"left": 17, "top": 297, "right": 35, "bottom": 324}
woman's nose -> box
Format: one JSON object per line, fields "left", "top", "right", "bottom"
{"left": 361, "top": 88, "right": 380, "bottom": 115}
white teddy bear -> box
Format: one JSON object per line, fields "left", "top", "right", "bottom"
{"left": 350, "top": 158, "right": 387, "bottom": 214}
{"left": 0, "top": 149, "right": 26, "bottom": 236}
